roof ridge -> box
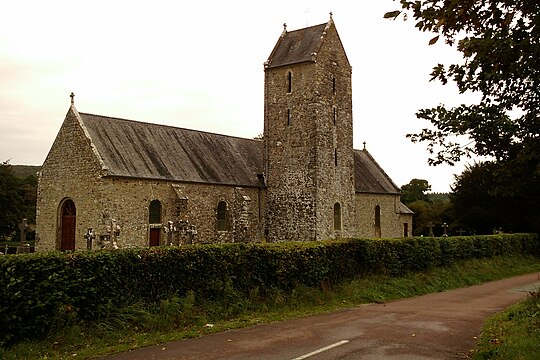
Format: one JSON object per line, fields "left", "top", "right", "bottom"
{"left": 285, "top": 22, "right": 327, "bottom": 34}
{"left": 78, "top": 112, "right": 263, "bottom": 143}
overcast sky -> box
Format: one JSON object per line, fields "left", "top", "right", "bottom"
{"left": 0, "top": 0, "right": 479, "bottom": 192}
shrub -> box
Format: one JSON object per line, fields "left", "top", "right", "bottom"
{"left": 0, "top": 233, "right": 537, "bottom": 346}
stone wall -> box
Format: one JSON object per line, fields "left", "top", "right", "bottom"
{"left": 264, "top": 59, "right": 318, "bottom": 241}
{"left": 37, "top": 22, "right": 412, "bottom": 250}
{"left": 264, "top": 22, "right": 356, "bottom": 241}
{"left": 311, "top": 23, "right": 356, "bottom": 240}
{"left": 36, "top": 106, "right": 410, "bottom": 250}
{"left": 354, "top": 193, "right": 412, "bottom": 238}
{"left": 97, "top": 179, "right": 263, "bottom": 247}
{"left": 36, "top": 107, "right": 105, "bottom": 251}
{"left": 37, "top": 108, "right": 264, "bottom": 251}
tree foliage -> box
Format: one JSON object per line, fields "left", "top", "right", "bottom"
{"left": 0, "top": 161, "right": 23, "bottom": 240}
{"left": 0, "top": 161, "right": 37, "bottom": 241}
{"left": 387, "top": 0, "right": 540, "bottom": 166}
{"left": 401, "top": 178, "right": 432, "bottom": 204}
{"left": 451, "top": 162, "right": 540, "bottom": 234}
{"left": 407, "top": 199, "right": 452, "bottom": 236}
{"left": 387, "top": 1, "right": 540, "bottom": 233}
{"left": 400, "top": 179, "right": 454, "bottom": 236}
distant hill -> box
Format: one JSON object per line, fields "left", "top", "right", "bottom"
{"left": 11, "top": 165, "right": 41, "bottom": 179}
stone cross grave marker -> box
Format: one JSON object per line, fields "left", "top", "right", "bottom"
{"left": 17, "top": 218, "right": 30, "bottom": 254}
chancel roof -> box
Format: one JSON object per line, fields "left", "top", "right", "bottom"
{"left": 78, "top": 111, "right": 400, "bottom": 195}
{"left": 354, "top": 149, "right": 401, "bottom": 195}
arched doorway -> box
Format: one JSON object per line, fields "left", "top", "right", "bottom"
{"left": 60, "top": 199, "right": 76, "bottom": 251}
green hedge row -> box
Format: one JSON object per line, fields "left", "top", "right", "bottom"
{"left": 0, "top": 234, "right": 538, "bottom": 345}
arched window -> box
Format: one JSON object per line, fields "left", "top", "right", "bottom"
{"left": 375, "top": 205, "right": 381, "bottom": 238}
{"left": 333, "top": 107, "right": 337, "bottom": 126}
{"left": 287, "top": 109, "right": 291, "bottom": 126}
{"left": 149, "top": 200, "right": 161, "bottom": 224}
{"left": 287, "top": 71, "right": 292, "bottom": 93}
{"left": 375, "top": 205, "right": 381, "bottom": 227}
{"left": 334, "top": 149, "right": 338, "bottom": 166}
{"left": 333, "top": 203, "right": 342, "bottom": 231}
{"left": 216, "top": 201, "right": 228, "bottom": 231}
{"left": 149, "top": 200, "right": 162, "bottom": 246}
{"left": 60, "top": 199, "right": 76, "bottom": 251}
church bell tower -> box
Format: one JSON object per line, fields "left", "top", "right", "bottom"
{"left": 263, "top": 16, "right": 356, "bottom": 241}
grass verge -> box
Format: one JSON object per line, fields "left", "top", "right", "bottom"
{"left": 472, "top": 289, "right": 540, "bottom": 359}
{"left": 1, "top": 255, "right": 539, "bottom": 359}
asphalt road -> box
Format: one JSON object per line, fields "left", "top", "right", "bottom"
{"left": 104, "top": 273, "right": 540, "bottom": 360}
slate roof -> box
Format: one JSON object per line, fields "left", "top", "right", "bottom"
{"left": 354, "top": 149, "right": 401, "bottom": 195}
{"left": 79, "top": 112, "right": 264, "bottom": 187}
{"left": 266, "top": 23, "right": 328, "bottom": 69}
{"left": 398, "top": 201, "right": 415, "bottom": 215}
{"left": 77, "top": 111, "right": 401, "bottom": 195}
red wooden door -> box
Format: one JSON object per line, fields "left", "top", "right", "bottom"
{"left": 149, "top": 228, "right": 160, "bottom": 246}
{"left": 61, "top": 200, "right": 76, "bottom": 251}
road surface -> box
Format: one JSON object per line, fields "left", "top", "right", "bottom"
{"left": 104, "top": 272, "right": 540, "bottom": 359}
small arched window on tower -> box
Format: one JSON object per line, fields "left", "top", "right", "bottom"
{"left": 287, "top": 109, "right": 291, "bottom": 127}
{"left": 333, "top": 107, "right": 337, "bottom": 126}
{"left": 333, "top": 202, "right": 342, "bottom": 231}
{"left": 334, "top": 149, "right": 338, "bottom": 166}
{"left": 287, "top": 71, "right": 292, "bottom": 93}
{"left": 375, "top": 205, "right": 381, "bottom": 238}
{"left": 216, "top": 201, "right": 229, "bottom": 231}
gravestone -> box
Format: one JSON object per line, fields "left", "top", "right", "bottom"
{"left": 16, "top": 218, "right": 30, "bottom": 254}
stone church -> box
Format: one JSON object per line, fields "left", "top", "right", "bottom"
{"left": 36, "top": 17, "right": 413, "bottom": 251}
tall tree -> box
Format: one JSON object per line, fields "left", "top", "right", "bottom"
{"left": 401, "top": 178, "right": 431, "bottom": 204}
{"left": 400, "top": 179, "right": 454, "bottom": 236}
{"left": 0, "top": 161, "right": 23, "bottom": 240}
{"left": 451, "top": 161, "right": 539, "bottom": 234}
{"left": 386, "top": 0, "right": 540, "bottom": 166}
{"left": 407, "top": 198, "right": 452, "bottom": 236}
{"left": 386, "top": 1, "right": 540, "bottom": 232}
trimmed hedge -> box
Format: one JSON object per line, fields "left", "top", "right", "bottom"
{"left": 0, "top": 234, "right": 538, "bottom": 345}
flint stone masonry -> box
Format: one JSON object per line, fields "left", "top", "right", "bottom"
{"left": 36, "top": 18, "right": 412, "bottom": 251}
